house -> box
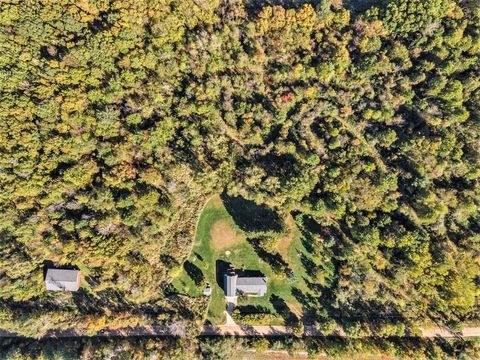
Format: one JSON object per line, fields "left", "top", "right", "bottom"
{"left": 224, "top": 268, "right": 267, "bottom": 297}
{"left": 45, "top": 269, "right": 81, "bottom": 291}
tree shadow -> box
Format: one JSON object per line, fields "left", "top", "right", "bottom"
{"left": 298, "top": 218, "right": 347, "bottom": 257}
{"left": 304, "top": 277, "right": 324, "bottom": 295}
{"left": 255, "top": 153, "right": 298, "bottom": 179}
{"left": 342, "top": 0, "right": 384, "bottom": 13}
{"left": 165, "top": 295, "right": 196, "bottom": 321}
{"left": 42, "top": 260, "right": 79, "bottom": 280}
{"left": 300, "top": 254, "right": 317, "bottom": 275}
{"left": 244, "top": 0, "right": 316, "bottom": 19}
{"left": 235, "top": 305, "right": 271, "bottom": 314}
{"left": 221, "top": 193, "right": 284, "bottom": 233}
{"left": 42, "top": 260, "right": 55, "bottom": 280}
{"left": 72, "top": 288, "right": 132, "bottom": 314}
{"left": 215, "top": 260, "right": 231, "bottom": 291}
{"left": 193, "top": 252, "right": 204, "bottom": 262}
{"left": 299, "top": 230, "right": 315, "bottom": 254}
{"left": 183, "top": 261, "right": 204, "bottom": 286}
{"left": 297, "top": 215, "right": 326, "bottom": 253}
{"left": 40, "top": 45, "right": 68, "bottom": 60}
{"left": 270, "top": 294, "right": 299, "bottom": 325}
{"left": 160, "top": 254, "right": 179, "bottom": 269}
{"left": 291, "top": 287, "right": 317, "bottom": 325}
{"left": 248, "top": 239, "right": 291, "bottom": 275}
{"left": 236, "top": 269, "right": 264, "bottom": 277}
{"left": 84, "top": 275, "right": 101, "bottom": 288}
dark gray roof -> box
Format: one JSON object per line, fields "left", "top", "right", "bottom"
{"left": 224, "top": 273, "right": 267, "bottom": 296}
{"left": 237, "top": 277, "right": 267, "bottom": 296}
{"left": 45, "top": 269, "right": 80, "bottom": 291}
{"left": 237, "top": 277, "right": 267, "bottom": 286}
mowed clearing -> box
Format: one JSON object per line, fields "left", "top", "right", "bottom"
{"left": 277, "top": 214, "right": 299, "bottom": 261}
{"left": 210, "top": 219, "right": 245, "bottom": 251}
{"left": 173, "top": 193, "right": 313, "bottom": 325}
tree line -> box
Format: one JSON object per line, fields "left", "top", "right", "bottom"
{"left": 0, "top": 0, "right": 478, "bottom": 337}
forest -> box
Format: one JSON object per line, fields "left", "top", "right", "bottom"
{"left": 1, "top": 336, "right": 478, "bottom": 359}
{"left": 0, "top": 0, "right": 479, "bottom": 343}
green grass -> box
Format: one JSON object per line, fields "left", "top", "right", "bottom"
{"left": 172, "top": 196, "right": 229, "bottom": 323}
{"left": 235, "top": 234, "right": 312, "bottom": 324}
{"left": 172, "top": 195, "right": 313, "bottom": 325}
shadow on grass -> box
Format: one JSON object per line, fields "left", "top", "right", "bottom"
{"left": 291, "top": 287, "right": 317, "bottom": 325}
{"left": 215, "top": 260, "right": 231, "bottom": 292}
{"left": 270, "top": 294, "right": 299, "bottom": 325}
{"left": 221, "top": 193, "right": 284, "bottom": 233}
{"left": 248, "top": 239, "right": 291, "bottom": 276}
{"left": 184, "top": 261, "right": 204, "bottom": 286}
{"left": 193, "top": 252, "right": 204, "bottom": 262}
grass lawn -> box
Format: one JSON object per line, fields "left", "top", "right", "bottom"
{"left": 172, "top": 194, "right": 314, "bottom": 325}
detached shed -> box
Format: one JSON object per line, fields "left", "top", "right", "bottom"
{"left": 45, "top": 269, "right": 80, "bottom": 291}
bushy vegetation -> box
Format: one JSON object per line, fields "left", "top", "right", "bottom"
{"left": 0, "top": 0, "right": 478, "bottom": 337}
{"left": 232, "top": 306, "right": 279, "bottom": 325}
{"left": 1, "top": 336, "right": 479, "bottom": 359}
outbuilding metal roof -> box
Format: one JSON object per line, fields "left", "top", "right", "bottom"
{"left": 45, "top": 269, "right": 80, "bottom": 291}
{"left": 224, "top": 272, "right": 267, "bottom": 296}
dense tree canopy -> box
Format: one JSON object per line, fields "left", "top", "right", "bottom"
{"left": 0, "top": 0, "right": 478, "bottom": 335}
{"left": 2, "top": 336, "right": 478, "bottom": 360}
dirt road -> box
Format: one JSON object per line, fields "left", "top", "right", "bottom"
{"left": 2, "top": 324, "right": 480, "bottom": 339}
{"left": 202, "top": 325, "right": 480, "bottom": 338}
